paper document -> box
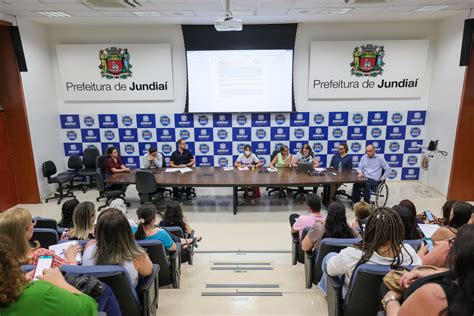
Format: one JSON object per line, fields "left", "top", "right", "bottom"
{"left": 223, "top": 167, "right": 234, "bottom": 171}
{"left": 179, "top": 167, "right": 193, "bottom": 174}
{"left": 314, "top": 168, "right": 326, "bottom": 172}
{"left": 165, "top": 168, "right": 180, "bottom": 173}
{"left": 417, "top": 224, "right": 440, "bottom": 238}
{"left": 267, "top": 167, "right": 278, "bottom": 172}
{"left": 238, "top": 166, "right": 249, "bottom": 171}
{"left": 49, "top": 241, "right": 82, "bottom": 262}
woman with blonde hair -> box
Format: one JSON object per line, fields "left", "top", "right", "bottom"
{"left": 61, "top": 201, "right": 96, "bottom": 240}
{"left": 0, "top": 207, "right": 80, "bottom": 268}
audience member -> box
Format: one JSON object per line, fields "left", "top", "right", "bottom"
{"left": 319, "top": 207, "right": 421, "bottom": 296}
{"left": 383, "top": 225, "right": 474, "bottom": 316}
{"left": 441, "top": 200, "right": 457, "bottom": 225}
{"left": 61, "top": 201, "right": 96, "bottom": 240}
{"left": 0, "top": 235, "right": 97, "bottom": 316}
{"left": 289, "top": 193, "right": 325, "bottom": 237}
{"left": 0, "top": 207, "right": 80, "bottom": 267}
{"left": 398, "top": 199, "right": 417, "bottom": 219}
{"left": 82, "top": 209, "right": 153, "bottom": 287}
{"left": 431, "top": 202, "right": 472, "bottom": 241}
{"left": 392, "top": 205, "right": 422, "bottom": 240}
{"left": 350, "top": 201, "right": 371, "bottom": 232}
{"left": 301, "top": 201, "right": 359, "bottom": 252}
{"left": 159, "top": 200, "right": 203, "bottom": 242}
{"left": 57, "top": 198, "right": 80, "bottom": 229}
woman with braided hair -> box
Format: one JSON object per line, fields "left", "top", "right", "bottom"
{"left": 318, "top": 207, "right": 421, "bottom": 296}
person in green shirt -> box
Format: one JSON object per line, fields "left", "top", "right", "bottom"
{"left": 0, "top": 235, "right": 98, "bottom": 316}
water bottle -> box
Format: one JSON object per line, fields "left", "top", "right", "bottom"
{"left": 338, "top": 161, "right": 342, "bottom": 173}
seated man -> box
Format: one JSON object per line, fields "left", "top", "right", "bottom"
{"left": 105, "top": 147, "right": 130, "bottom": 174}
{"left": 351, "top": 144, "right": 390, "bottom": 204}
{"left": 142, "top": 147, "right": 163, "bottom": 169}
{"left": 170, "top": 138, "right": 195, "bottom": 200}
{"left": 289, "top": 193, "right": 325, "bottom": 237}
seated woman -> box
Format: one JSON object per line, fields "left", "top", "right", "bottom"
{"left": 105, "top": 147, "right": 130, "bottom": 174}
{"left": 57, "top": 198, "right": 79, "bottom": 229}
{"left": 234, "top": 144, "right": 263, "bottom": 198}
{"left": 319, "top": 207, "right": 421, "bottom": 297}
{"left": 291, "top": 144, "right": 319, "bottom": 168}
{"left": 392, "top": 205, "right": 422, "bottom": 240}
{"left": 269, "top": 145, "right": 292, "bottom": 168}
{"left": 0, "top": 235, "right": 97, "bottom": 316}
{"left": 382, "top": 225, "right": 474, "bottom": 316}
{"left": 61, "top": 201, "right": 96, "bottom": 240}
{"left": 160, "top": 201, "right": 203, "bottom": 243}
{"left": 431, "top": 201, "right": 472, "bottom": 241}
{"left": 441, "top": 200, "right": 457, "bottom": 225}
{"left": 329, "top": 143, "right": 352, "bottom": 170}
{"left": 350, "top": 201, "right": 371, "bottom": 233}
{"left": 301, "top": 201, "right": 359, "bottom": 252}
{"left": 0, "top": 207, "right": 80, "bottom": 267}
{"left": 82, "top": 208, "right": 153, "bottom": 287}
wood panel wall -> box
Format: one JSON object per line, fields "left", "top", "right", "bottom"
{"left": 448, "top": 32, "right": 474, "bottom": 201}
{"left": 0, "top": 21, "right": 40, "bottom": 205}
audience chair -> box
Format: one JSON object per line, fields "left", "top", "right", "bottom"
{"left": 21, "top": 265, "right": 35, "bottom": 273}
{"left": 78, "top": 147, "right": 100, "bottom": 192}
{"left": 58, "top": 239, "right": 90, "bottom": 247}
{"left": 291, "top": 226, "right": 310, "bottom": 265}
{"left": 403, "top": 239, "right": 422, "bottom": 251}
{"left": 96, "top": 168, "right": 127, "bottom": 211}
{"left": 136, "top": 170, "right": 166, "bottom": 203}
{"left": 32, "top": 216, "right": 58, "bottom": 231}
{"left": 32, "top": 228, "right": 59, "bottom": 248}
{"left": 66, "top": 155, "right": 85, "bottom": 192}
{"left": 161, "top": 226, "right": 195, "bottom": 265}
{"left": 305, "top": 238, "right": 361, "bottom": 289}
{"left": 327, "top": 264, "right": 413, "bottom": 316}
{"left": 42, "top": 160, "right": 76, "bottom": 204}
{"left": 61, "top": 264, "right": 160, "bottom": 316}
{"left": 137, "top": 240, "right": 181, "bottom": 289}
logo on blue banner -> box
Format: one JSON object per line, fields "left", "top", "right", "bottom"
{"left": 160, "top": 115, "right": 171, "bottom": 126}
{"left": 195, "top": 128, "right": 213, "bottom": 141}
{"left": 309, "top": 127, "right": 327, "bottom": 140}
{"left": 256, "top": 128, "right": 267, "bottom": 139}
{"left": 233, "top": 128, "right": 251, "bottom": 141}
{"left": 329, "top": 112, "right": 348, "bottom": 126}
{"left": 61, "top": 115, "right": 80, "bottom": 128}
{"left": 332, "top": 128, "right": 343, "bottom": 139}
{"left": 407, "top": 111, "right": 426, "bottom": 125}
{"left": 124, "top": 157, "right": 139, "bottom": 168}
{"left": 67, "top": 130, "right": 77, "bottom": 141}
{"left": 215, "top": 142, "right": 232, "bottom": 155}
{"left": 351, "top": 142, "right": 362, "bottom": 153}
{"left": 404, "top": 140, "right": 422, "bottom": 154}
{"left": 237, "top": 143, "right": 246, "bottom": 153}
{"left": 137, "top": 114, "right": 155, "bottom": 128}
{"left": 157, "top": 128, "right": 175, "bottom": 142}
{"left": 410, "top": 127, "right": 421, "bottom": 138}
{"left": 368, "top": 111, "right": 387, "bottom": 125}
{"left": 176, "top": 114, "right": 193, "bottom": 127}
{"left": 82, "top": 129, "right": 100, "bottom": 142}
{"left": 386, "top": 126, "right": 405, "bottom": 139}
{"left": 197, "top": 156, "right": 213, "bottom": 166}
{"left": 119, "top": 129, "right": 137, "bottom": 142}
{"left": 252, "top": 142, "right": 270, "bottom": 155}
{"left": 236, "top": 115, "right": 247, "bottom": 126}
{"left": 217, "top": 129, "right": 228, "bottom": 140}
{"left": 252, "top": 113, "right": 270, "bottom": 127}
{"left": 402, "top": 168, "right": 420, "bottom": 180}
{"left": 141, "top": 130, "right": 153, "bottom": 141}
{"left": 83, "top": 115, "right": 95, "bottom": 127}
{"left": 294, "top": 128, "right": 305, "bottom": 139}
{"left": 348, "top": 126, "right": 366, "bottom": 140}
{"left": 371, "top": 127, "right": 382, "bottom": 138}
{"left": 104, "top": 130, "right": 116, "bottom": 141}
{"left": 291, "top": 113, "right": 308, "bottom": 126}
{"left": 198, "top": 115, "right": 209, "bottom": 126}
{"left": 161, "top": 144, "right": 172, "bottom": 155}
{"left": 64, "top": 143, "right": 83, "bottom": 156}
{"left": 313, "top": 113, "right": 325, "bottom": 125}
{"left": 312, "top": 142, "right": 324, "bottom": 153}
{"left": 275, "top": 114, "right": 286, "bottom": 125}
{"left": 388, "top": 169, "right": 398, "bottom": 180}
{"left": 407, "top": 155, "right": 418, "bottom": 166}
{"left": 122, "top": 115, "right": 133, "bottom": 126}
{"left": 271, "top": 127, "right": 289, "bottom": 140}
{"left": 352, "top": 113, "right": 364, "bottom": 124}
{"left": 214, "top": 114, "right": 232, "bottom": 127}
{"left": 179, "top": 129, "right": 190, "bottom": 140}
{"left": 199, "top": 143, "right": 210, "bottom": 154}
{"left": 218, "top": 157, "right": 229, "bottom": 167}
{"left": 386, "top": 154, "right": 403, "bottom": 168}
{"left": 391, "top": 112, "right": 403, "bottom": 124}
{"left": 124, "top": 144, "right": 135, "bottom": 155}
{"left": 389, "top": 141, "right": 401, "bottom": 152}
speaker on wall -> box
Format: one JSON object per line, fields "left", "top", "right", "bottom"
{"left": 10, "top": 26, "right": 28, "bottom": 72}
{"left": 460, "top": 19, "right": 474, "bottom": 66}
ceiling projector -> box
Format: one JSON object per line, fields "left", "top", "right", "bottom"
{"left": 214, "top": 16, "right": 242, "bottom": 31}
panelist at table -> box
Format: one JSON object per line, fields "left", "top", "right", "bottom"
{"left": 351, "top": 144, "right": 390, "bottom": 204}
{"left": 234, "top": 144, "right": 262, "bottom": 169}
{"left": 291, "top": 144, "right": 319, "bottom": 168}
{"left": 105, "top": 147, "right": 130, "bottom": 174}
{"left": 329, "top": 143, "right": 353, "bottom": 170}
{"left": 142, "top": 147, "right": 163, "bottom": 169}
{"left": 169, "top": 139, "right": 195, "bottom": 200}
{"left": 269, "top": 145, "right": 292, "bottom": 168}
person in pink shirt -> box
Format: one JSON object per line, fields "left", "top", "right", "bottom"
{"left": 290, "top": 193, "right": 326, "bottom": 238}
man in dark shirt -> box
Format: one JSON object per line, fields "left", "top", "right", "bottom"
{"left": 105, "top": 147, "right": 130, "bottom": 174}
{"left": 330, "top": 143, "right": 353, "bottom": 170}
{"left": 170, "top": 139, "right": 195, "bottom": 200}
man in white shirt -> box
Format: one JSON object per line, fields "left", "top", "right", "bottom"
{"left": 142, "top": 147, "right": 163, "bottom": 169}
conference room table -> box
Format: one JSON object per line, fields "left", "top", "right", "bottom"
{"left": 105, "top": 167, "right": 367, "bottom": 214}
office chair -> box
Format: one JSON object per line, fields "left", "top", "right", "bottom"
{"left": 32, "top": 216, "right": 58, "bottom": 231}
{"left": 160, "top": 226, "right": 195, "bottom": 265}
{"left": 42, "top": 160, "right": 76, "bottom": 204}
{"left": 78, "top": 147, "right": 100, "bottom": 193}
{"left": 159, "top": 152, "right": 173, "bottom": 196}
{"left": 61, "top": 264, "right": 160, "bottom": 316}
{"left": 96, "top": 168, "right": 128, "bottom": 211}
{"left": 66, "top": 155, "right": 85, "bottom": 192}
{"left": 266, "top": 150, "right": 286, "bottom": 196}
{"left": 95, "top": 155, "right": 108, "bottom": 201}
{"left": 136, "top": 170, "right": 165, "bottom": 203}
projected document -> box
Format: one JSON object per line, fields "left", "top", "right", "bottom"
{"left": 187, "top": 50, "right": 293, "bottom": 113}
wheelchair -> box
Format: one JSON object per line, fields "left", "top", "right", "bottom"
{"left": 353, "top": 180, "right": 389, "bottom": 209}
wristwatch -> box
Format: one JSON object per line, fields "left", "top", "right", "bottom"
{"left": 382, "top": 295, "right": 399, "bottom": 310}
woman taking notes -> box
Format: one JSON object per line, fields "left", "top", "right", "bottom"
{"left": 234, "top": 144, "right": 262, "bottom": 169}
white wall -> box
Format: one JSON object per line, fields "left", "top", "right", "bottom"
{"left": 0, "top": 12, "right": 15, "bottom": 24}
{"left": 294, "top": 21, "right": 437, "bottom": 112}
{"left": 420, "top": 13, "right": 467, "bottom": 196}
{"left": 18, "top": 19, "right": 65, "bottom": 199}
{"left": 47, "top": 24, "right": 186, "bottom": 114}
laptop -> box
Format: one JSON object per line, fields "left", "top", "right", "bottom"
{"left": 296, "top": 162, "right": 314, "bottom": 173}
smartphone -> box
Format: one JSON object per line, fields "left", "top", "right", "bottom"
{"left": 33, "top": 255, "right": 53, "bottom": 280}
{"left": 423, "top": 238, "right": 434, "bottom": 252}
{"left": 424, "top": 211, "right": 434, "bottom": 222}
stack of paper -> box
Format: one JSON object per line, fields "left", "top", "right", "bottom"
{"left": 238, "top": 166, "right": 249, "bottom": 171}
{"left": 267, "top": 167, "right": 278, "bottom": 172}
{"left": 165, "top": 168, "right": 180, "bottom": 173}
{"left": 223, "top": 166, "right": 234, "bottom": 171}
{"left": 314, "top": 168, "right": 326, "bottom": 172}
{"left": 49, "top": 241, "right": 82, "bottom": 262}
{"left": 417, "top": 224, "right": 440, "bottom": 238}
{"left": 165, "top": 168, "right": 193, "bottom": 174}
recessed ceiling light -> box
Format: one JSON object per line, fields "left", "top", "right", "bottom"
{"left": 38, "top": 11, "right": 71, "bottom": 18}
{"left": 319, "top": 8, "right": 353, "bottom": 14}
{"left": 415, "top": 5, "right": 449, "bottom": 12}
{"left": 133, "top": 11, "right": 161, "bottom": 17}
{"left": 173, "top": 12, "right": 185, "bottom": 16}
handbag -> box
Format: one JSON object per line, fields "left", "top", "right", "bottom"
{"left": 383, "top": 265, "right": 441, "bottom": 295}
{"left": 65, "top": 274, "right": 104, "bottom": 301}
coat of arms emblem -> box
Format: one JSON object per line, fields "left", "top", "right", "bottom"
{"left": 98, "top": 47, "right": 132, "bottom": 79}
{"left": 350, "top": 44, "right": 385, "bottom": 77}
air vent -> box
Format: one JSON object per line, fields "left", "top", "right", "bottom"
{"left": 83, "top": 0, "right": 142, "bottom": 9}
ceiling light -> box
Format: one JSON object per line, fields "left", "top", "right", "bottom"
{"left": 38, "top": 11, "right": 71, "bottom": 18}
{"left": 133, "top": 11, "right": 161, "bottom": 17}
{"left": 319, "top": 8, "right": 353, "bottom": 14}
{"left": 415, "top": 5, "right": 449, "bottom": 12}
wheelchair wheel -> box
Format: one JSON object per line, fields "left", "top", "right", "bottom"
{"left": 375, "top": 182, "right": 389, "bottom": 207}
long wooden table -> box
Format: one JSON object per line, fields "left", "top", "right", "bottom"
{"left": 106, "top": 167, "right": 367, "bottom": 214}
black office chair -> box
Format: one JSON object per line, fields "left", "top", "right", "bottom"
{"left": 66, "top": 155, "right": 85, "bottom": 192}
{"left": 267, "top": 150, "right": 283, "bottom": 196}
{"left": 42, "top": 160, "right": 76, "bottom": 204}
{"left": 32, "top": 228, "right": 59, "bottom": 248}
{"left": 137, "top": 240, "right": 181, "bottom": 288}
{"left": 158, "top": 152, "right": 174, "bottom": 196}
{"left": 96, "top": 168, "right": 127, "bottom": 211}
{"left": 136, "top": 170, "right": 165, "bottom": 203}
{"left": 78, "top": 147, "right": 100, "bottom": 192}
{"left": 95, "top": 155, "right": 108, "bottom": 201}
{"left": 61, "top": 264, "right": 160, "bottom": 316}
{"left": 161, "top": 226, "right": 195, "bottom": 265}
